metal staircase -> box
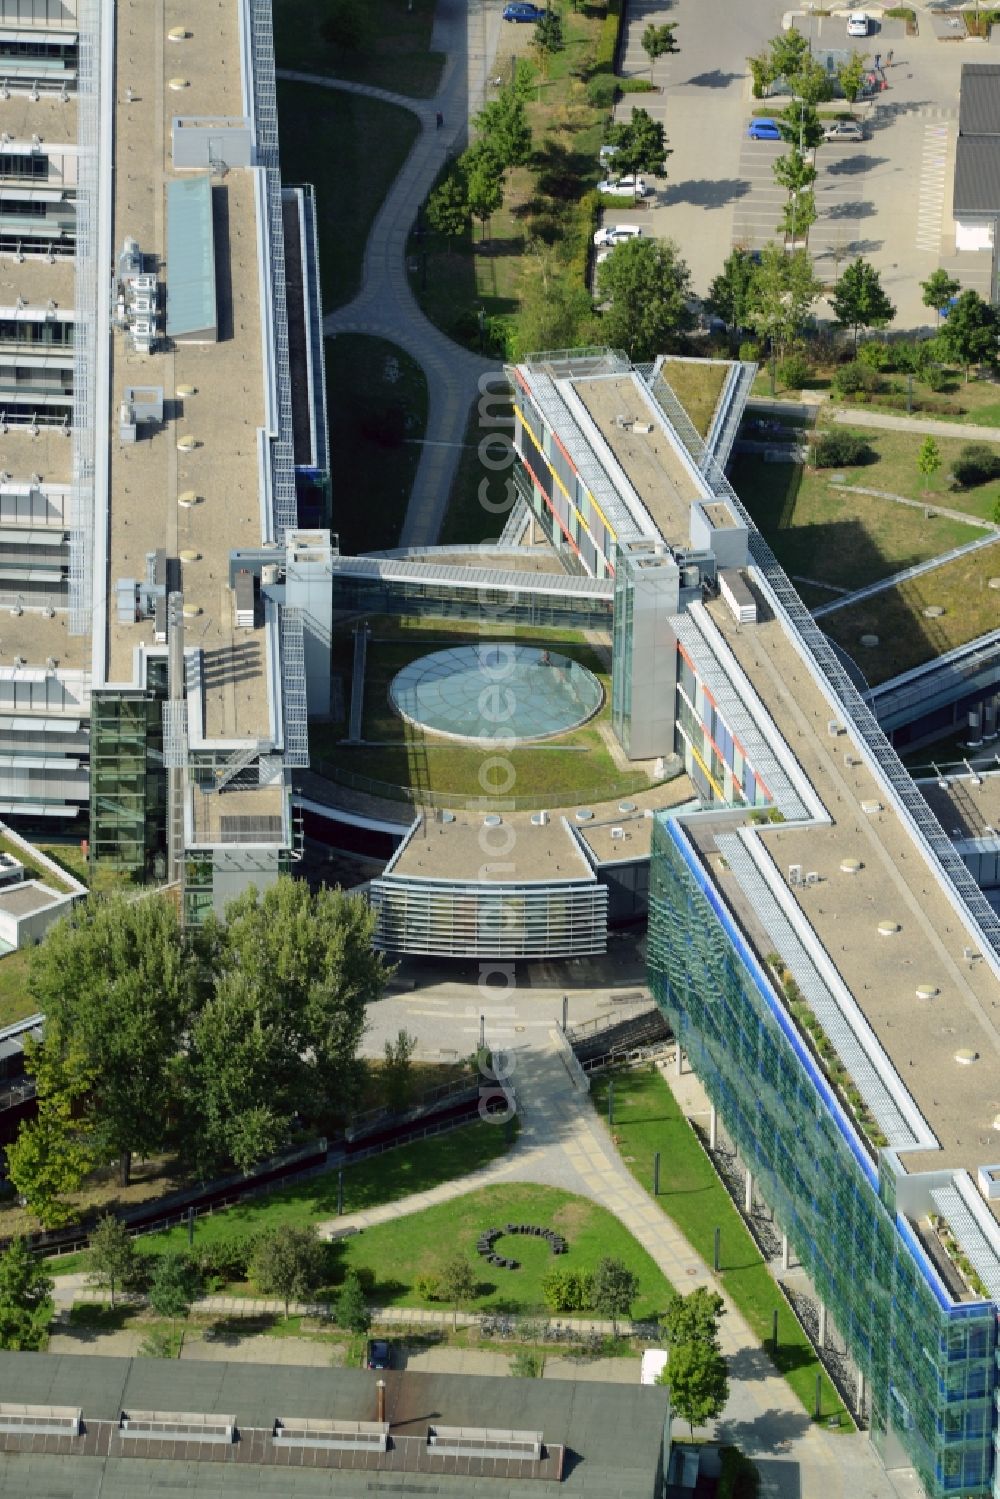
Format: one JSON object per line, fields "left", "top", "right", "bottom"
{"left": 212, "top": 742, "right": 260, "bottom": 793}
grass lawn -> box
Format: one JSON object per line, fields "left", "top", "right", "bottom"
{"left": 310, "top": 618, "right": 657, "bottom": 806}
{"left": 438, "top": 392, "right": 516, "bottom": 547}
{"left": 277, "top": 82, "right": 419, "bottom": 313}
{"left": 729, "top": 454, "right": 981, "bottom": 591}
{"left": 326, "top": 336, "right": 428, "bottom": 554}
{"left": 272, "top": 0, "right": 443, "bottom": 97}
{"left": 662, "top": 359, "right": 730, "bottom": 438}
{"left": 0, "top": 831, "right": 77, "bottom": 894}
{"left": 822, "top": 544, "right": 1000, "bottom": 686}
{"left": 590, "top": 1068, "right": 852, "bottom": 1431}
{"left": 36, "top": 841, "right": 88, "bottom": 888}
{"left": 49, "top": 1120, "right": 515, "bottom": 1277}
{"left": 0, "top": 949, "right": 37, "bottom": 1029}
{"left": 813, "top": 422, "right": 1000, "bottom": 523}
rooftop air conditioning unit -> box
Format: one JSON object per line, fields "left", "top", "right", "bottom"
{"left": 788, "top": 864, "right": 802, "bottom": 885}
{"left": 827, "top": 721, "right": 841, "bottom": 737}
{"left": 805, "top": 871, "right": 820, "bottom": 885}
{"left": 13, "top": 656, "right": 25, "bottom": 667}
{"left": 633, "top": 422, "right": 653, "bottom": 435}
{"left": 610, "top": 827, "right": 625, "bottom": 840}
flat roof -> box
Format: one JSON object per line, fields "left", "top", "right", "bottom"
{"left": 0, "top": 1352, "right": 665, "bottom": 1499}
{"left": 920, "top": 771, "right": 1000, "bottom": 841}
{"left": 103, "top": 0, "right": 271, "bottom": 749}
{"left": 577, "top": 776, "right": 697, "bottom": 865}
{"left": 702, "top": 596, "right": 1000, "bottom": 1189}
{"left": 0, "top": 94, "right": 76, "bottom": 145}
{"left": 391, "top": 807, "right": 596, "bottom": 883}
{"left": 0, "top": 254, "right": 75, "bottom": 311}
{"left": 0, "top": 879, "right": 61, "bottom": 915}
{"left": 959, "top": 63, "right": 1000, "bottom": 136}
{"left": 165, "top": 175, "right": 217, "bottom": 339}
{"left": 953, "top": 136, "right": 1000, "bottom": 216}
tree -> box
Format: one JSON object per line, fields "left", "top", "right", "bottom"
{"left": 147, "top": 1252, "right": 200, "bottom": 1342}
{"left": 779, "top": 188, "right": 816, "bottom": 247}
{"left": 937, "top": 289, "right": 1000, "bottom": 380}
{"left": 746, "top": 244, "right": 822, "bottom": 392}
{"left": 88, "top": 1215, "right": 139, "bottom": 1309}
{"left": 921, "top": 268, "right": 960, "bottom": 323}
{"left": 778, "top": 100, "right": 823, "bottom": 153}
{"left": 382, "top": 1029, "right": 417, "bottom": 1115}
{"left": 768, "top": 26, "right": 809, "bottom": 85}
{"left": 25, "top": 892, "right": 206, "bottom": 1186}
{"left": 426, "top": 164, "right": 469, "bottom": 250}
{"left": 604, "top": 107, "right": 671, "bottom": 180}
{"left": 597, "top": 237, "right": 694, "bottom": 362}
{"left": 641, "top": 22, "right": 679, "bottom": 86}
{"left": 319, "top": 0, "right": 368, "bottom": 52}
{"left": 590, "top": 1256, "right": 639, "bottom": 1336}
{"left": 664, "top": 1287, "right": 726, "bottom": 1350}
{"left": 772, "top": 147, "right": 816, "bottom": 197}
{"left": 532, "top": 9, "right": 564, "bottom": 70}
{"left": 0, "top": 1237, "right": 52, "bottom": 1351}
{"left": 514, "top": 263, "right": 596, "bottom": 358}
{"left": 5, "top": 1042, "right": 96, "bottom": 1226}
{"left": 838, "top": 50, "right": 868, "bottom": 109}
{"left": 335, "top": 1269, "right": 371, "bottom": 1334}
{"left": 465, "top": 145, "right": 505, "bottom": 242}
{"left": 474, "top": 89, "right": 532, "bottom": 170}
{"left": 831, "top": 257, "right": 896, "bottom": 350}
{"left": 707, "top": 249, "right": 759, "bottom": 333}
{"left": 439, "top": 1253, "right": 478, "bottom": 1328}
{"left": 250, "top": 1225, "right": 326, "bottom": 1317}
{"left": 917, "top": 435, "right": 941, "bottom": 493}
{"left": 658, "top": 1338, "right": 729, "bottom": 1436}
{"left": 789, "top": 55, "right": 834, "bottom": 107}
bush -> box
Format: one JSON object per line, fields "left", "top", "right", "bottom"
{"left": 193, "top": 1234, "right": 260, "bottom": 1284}
{"left": 813, "top": 429, "right": 875, "bottom": 467}
{"left": 856, "top": 340, "right": 892, "bottom": 371}
{"left": 541, "top": 1266, "right": 594, "bottom": 1313}
{"left": 893, "top": 339, "right": 934, "bottom": 377}
{"left": 738, "top": 339, "right": 763, "bottom": 362}
{"left": 777, "top": 352, "right": 811, "bottom": 390}
{"left": 953, "top": 442, "right": 1000, "bottom": 487}
{"left": 585, "top": 74, "right": 617, "bottom": 108}
{"left": 831, "top": 361, "right": 882, "bottom": 398}
{"left": 719, "top": 1445, "right": 761, "bottom": 1499}
{"left": 619, "top": 78, "right": 655, "bottom": 93}
{"left": 415, "top": 1272, "right": 441, "bottom": 1302}
{"left": 925, "top": 365, "right": 951, "bottom": 393}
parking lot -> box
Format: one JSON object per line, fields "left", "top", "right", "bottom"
{"left": 609, "top": 0, "right": 997, "bottom": 327}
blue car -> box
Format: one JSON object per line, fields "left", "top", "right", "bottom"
{"left": 748, "top": 117, "right": 782, "bottom": 141}
{"left": 503, "top": 2, "right": 545, "bottom": 20}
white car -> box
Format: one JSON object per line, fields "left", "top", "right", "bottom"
{"left": 822, "top": 119, "right": 865, "bottom": 142}
{"left": 593, "top": 224, "right": 643, "bottom": 248}
{"left": 597, "top": 175, "right": 651, "bottom": 198}
{"left": 846, "top": 11, "right": 869, "bottom": 36}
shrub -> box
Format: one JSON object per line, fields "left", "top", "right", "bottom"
{"left": 813, "top": 429, "right": 874, "bottom": 467}
{"left": 925, "top": 365, "right": 951, "bottom": 393}
{"left": 619, "top": 78, "right": 655, "bottom": 93}
{"left": 893, "top": 339, "right": 934, "bottom": 377}
{"left": 541, "top": 1266, "right": 594, "bottom": 1313}
{"left": 831, "top": 361, "right": 882, "bottom": 398}
{"left": 856, "top": 340, "right": 892, "bottom": 371}
{"left": 738, "top": 339, "right": 763, "bottom": 362}
{"left": 953, "top": 442, "right": 1000, "bottom": 487}
{"left": 585, "top": 74, "right": 617, "bottom": 108}
{"left": 193, "top": 1235, "right": 260, "bottom": 1284}
{"left": 777, "top": 352, "right": 811, "bottom": 391}
{"left": 510, "top": 1350, "right": 543, "bottom": 1377}
{"left": 415, "top": 1272, "right": 441, "bottom": 1302}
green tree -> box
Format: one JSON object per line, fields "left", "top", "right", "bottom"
{"left": 768, "top": 26, "right": 810, "bottom": 85}
{"left": 604, "top": 107, "right": 671, "bottom": 179}
{"left": 664, "top": 1287, "right": 726, "bottom": 1350}
{"left": 658, "top": 1338, "right": 729, "bottom": 1436}
{"left": 597, "top": 237, "right": 694, "bottom": 362}
{"left": 937, "top": 289, "right": 1000, "bottom": 380}
{"left": 917, "top": 435, "right": 941, "bottom": 492}
{"left": 779, "top": 100, "right": 823, "bottom": 153}
{"left": 465, "top": 145, "right": 505, "bottom": 241}
{"left": 5, "top": 1042, "right": 96, "bottom": 1226}
{"left": 250, "top": 1225, "right": 326, "bottom": 1317}
{"left": 474, "top": 89, "right": 532, "bottom": 170}
{"left": 147, "top": 1252, "right": 200, "bottom": 1343}
{"left": 837, "top": 50, "right": 868, "bottom": 108}
{"left": 780, "top": 188, "right": 816, "bottom": 246}
{"left": 426, "top": 164, "right": 469, "bottom": 250}
{"left": 533, "top": 9, "right": 565, "bottom": 70}
{"left": 382, "top": 1029, "right": 417, "bottom": 1114}
{"left": 514, "top": 262, "right": 596, "bottom": 359}
{"left": 25, "top": 892, "right": 205, "bottom": 1187}
{"left": 747, "top": 243, "right": 822, "bottom": 392}
{"left": 831, "top": 257, "right": 896, "bottom": 350}
{"left": 590, "top": 1256, "right": 639, "bottom": 1336}
{"left": 319, "top": 0, "right": 369, "bottom": 52}
{"left": 335, "top": 1269, "right": 371, "bottom": 1334}
{"left": 439, "top": 1253, "right": 478, "bottom": 1328}
{"left": 921, "top": 268, "right": 960, "bottom": 323}
{"left": 0, "top": 1237, "right": 53, "bottom": 1351}
{"left": 641, "top": 22, "right": 679, "bottom": 86}
{"left": 707, "top": 249, "right": 759, "bottom": 332}
{"left": 88, "top": 1215, "right": 139, "bottom": 1309}
{"left": 789, "top": 55, "right": 834, "bottom": 106}
{"left": 772, "top": 147, "right": 816, "bottom": 197}
{"left": 748, "top": 50, "right": 774, "bottom": 100}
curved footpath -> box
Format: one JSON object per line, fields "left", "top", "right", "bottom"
{"left": 278, "top": 3, "right": 503, "bottom": 548}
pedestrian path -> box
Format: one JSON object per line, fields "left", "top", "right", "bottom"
{"left": 831, "top": 404, "right": 1000, "bottom": 443}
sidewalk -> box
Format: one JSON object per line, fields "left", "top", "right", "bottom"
{"left": 830, "top": 405, "right": 1000, "bottom": 443}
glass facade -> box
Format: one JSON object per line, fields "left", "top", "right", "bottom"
{"left": 329, "top": 564, "right": 610, "bottom": 633}
{"left": 89, "top": 676, "right": 168, "bottom": 882}
{"left": 648, "top": 814, "right": 997, "bottom": 1498}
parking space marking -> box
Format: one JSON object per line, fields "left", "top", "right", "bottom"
{"left": 916, "top": 122, "right": 949, "bottom": 252}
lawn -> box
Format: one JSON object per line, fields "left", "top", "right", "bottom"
{"left": 815, "top": 422, "right": 1000, "bottom": 523}
{"left": 822, "top": 543, "right": 1000, "bottom": 686}
{"left": 729, "top": 454, "right": 982, "bottom": 591}
{"left": 326, "top": 336, "right": 428, "bottom": 554}
{"left": 309, "top": 618, "right": 657, "bottom": 806}
{"left": 661, "top": 359, "right": 730, "bottom": 438}
{"left": 0, "top": 949, "right": 37, "bottom": 1029}
{"left": 277, "top": 82, "right": 420, "bottom": 313}
{"left": 590, "top": 1068, "right": 851, "bottom": 1431}
{"left": 48, "top": 1120, "right": 515, "bottom": 1277}
{"left": 272, "top": 0, "right": 444, "bottom": 98}
{"left": 0, "top": 831, "right": 77, "bottom": 895}
{"left": 438, "top": 392, "right": 516, "bottom": 547}
{"left": 36, "top": 841, "right": 88, "bottom": 888}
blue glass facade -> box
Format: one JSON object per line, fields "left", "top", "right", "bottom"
{"left": 647, "top": 814, "right": 997, "bottom": 1498}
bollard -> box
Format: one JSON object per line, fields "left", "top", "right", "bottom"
{"left": 561, "top": 994, "right": 568, "bottom": 1033}
{"left": 337, "top": 1168, "right": 344, "bottom": 1217}
{"left": 713, "top": 1226, "right": 721, "bottom": 1273}
{"left": 653, "top": 1151, "right": 660, "bottom": 1197}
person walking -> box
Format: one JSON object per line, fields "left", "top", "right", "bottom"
{"left": 874, "top": 51, "right": 881, "bottom": 72}
{"left": 886, "top": 48, "right": 894, "bottom": 67}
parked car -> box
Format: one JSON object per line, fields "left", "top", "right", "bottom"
{"left": 366, "top": 1339, "right": 392, "bottom": 1370}
{"left": 597, "top": 175, "right": 651, "bottom": 198}
{"left": 822, "top": 120, "right": 865, "bottom": 143}
{"left": 593, "top": 224, "right": 643, "bottom": 248}
{"left": 747, "top": 117, "right": 782, "bottom": 141}
{"left": 846, "top": 10, "right": 870, "bottom": 35}
{"left": 503, "top": 2, "right": 545, "bottom": 20}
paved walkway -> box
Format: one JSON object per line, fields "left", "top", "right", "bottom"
{"left": 826, "top": 480, "right": 1000, "bottom": 531}
{"left": 279, "top": 0, "right": 502, "bottom": 549}
{"left": 830, "top": 405, "right": 1000, "bottom": 443}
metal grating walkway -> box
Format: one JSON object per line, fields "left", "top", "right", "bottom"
{"left": 278, "top": 606, "right": 309, "bottom": 767}
{"left": 930, "top": 1184, "right": 1000, "bottom": 1302}
{"left": 717, "top": 832, "right": 920, "bottom": 1149}
{"left": 672, "top": 609, "right": 807, "bottom": 820}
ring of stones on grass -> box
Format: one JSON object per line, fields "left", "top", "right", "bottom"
{"left": 475, "top": 1223, "right": 569, "bottom": 1271}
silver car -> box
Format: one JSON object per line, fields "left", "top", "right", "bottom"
{"left": 822, "top": 120, "right": 865, "bottom": 143}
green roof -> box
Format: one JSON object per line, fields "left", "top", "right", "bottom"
{"left": 166, "top": 174, "right": 217, "bottom": 340}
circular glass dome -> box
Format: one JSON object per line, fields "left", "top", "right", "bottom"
{"left": 388, "top": 644, "right": 603, "bottom": 744}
